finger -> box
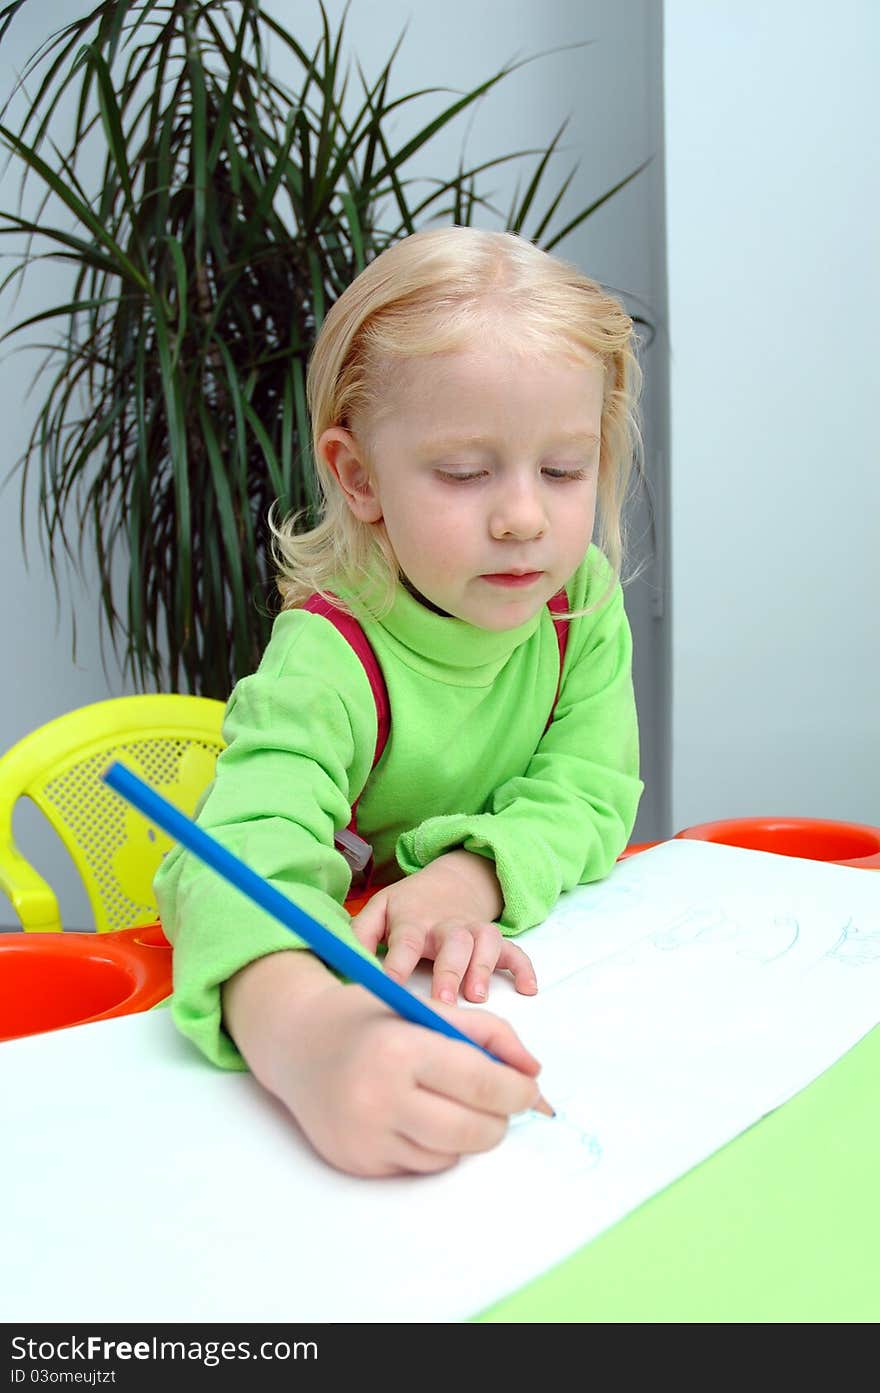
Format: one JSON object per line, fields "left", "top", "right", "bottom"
{"left": 350, "top": 894, "right": 389, "bottom": 955}
{"left": 495, "top": 940, "right": 539, "bottom": 996}
{"left": 382, "top": 917, "right": 428, "bottom": 985}
{"left": 397, "top": 1089, "right": 509, "bottom": 1157}
{"left": 458, "top": 923, "right": 503, "bottom": 1003}
{"left": 447, "top": 1005, "right": 544, "bottom": 1079}
{"left": 329, "top": 1137, "right": 460, "bottom": 1179}
{"left": 415, "top": 1013, "right": 544, "bottom": 1118}
{"left": 430, "top": 922, "right": 483, "bottom": 1005}
{"left": 530, "top": 1093, "right": 556, "bottom": 1118}
{"left": 388, "top": 1133, "right": 462, "bottom": 1176}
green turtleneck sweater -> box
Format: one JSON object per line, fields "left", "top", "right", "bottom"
{"left": 154, "top": 545, "right": 643, "bottom": 1068}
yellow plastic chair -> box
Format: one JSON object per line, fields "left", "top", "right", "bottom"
{"left": 0, "top": 695, "right": 226, "bottom": 933}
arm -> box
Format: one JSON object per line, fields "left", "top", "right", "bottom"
{"left": 221, "top": 943, "right": 547, "bottom": 1177}
{"left": 154, "top": 609, "right": 378, "bottom": 1069}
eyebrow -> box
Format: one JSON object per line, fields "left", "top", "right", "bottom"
{"left": 423, "top": 430, "right": 600, "bottom": 453}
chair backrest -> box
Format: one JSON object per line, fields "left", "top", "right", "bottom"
{"left": 0, "top": 695, "right": 226, "bottom": 933}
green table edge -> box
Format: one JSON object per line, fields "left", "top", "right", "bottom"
{"left": 476, "top": 1023, "right": 880, "bottom": 1322}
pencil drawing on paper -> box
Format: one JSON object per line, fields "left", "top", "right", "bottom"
{"left": 649, "top": 905, "right": 801, "bottom": 964}
{"left": 508, "top": 1096, "right": 603, "bottom": 1176}
{"left": 737, "top": 913, "right": 801, "bottom": 963}
{"left": 823, "top": 918, "right": 880, "bottom": 967}
{"left": 554, "top": 1111, "right": 603, "bottom": 1167}
{"left": 650, "top": 905, "right": 737, "bottom": 951}
{"left": 577, "top": 878, "right": 645, "bottom": 917}
{"left": 548, "top": 878, "right": 646, "bottom": 942}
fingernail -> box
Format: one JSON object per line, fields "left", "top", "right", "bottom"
{"left": 473, "top": 985, "right": 487, "bottom": 1000}
{"left": 440, "top": 989, "right": 455, "bottom": 1004}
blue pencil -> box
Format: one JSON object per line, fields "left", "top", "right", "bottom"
{"left": 102, "top": 760, "right": 548, "bottom": 1100}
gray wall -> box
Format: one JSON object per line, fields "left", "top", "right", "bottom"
{"left": 0, "top": 0, "right": 669, "bottom": 928}
{"left": 665, "top": 0, "right": 879, "bottom": 830}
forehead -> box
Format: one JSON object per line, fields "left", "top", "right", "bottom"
{"left": 371, "top": 342, "right": 604, "bottom": 425}
{"left": 366, "top": 298, "right": 596, "bottom": 376}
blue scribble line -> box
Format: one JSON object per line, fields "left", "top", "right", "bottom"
{"left": 650, "top": 906, "right": 801, "bottom": 963}
{"left": 823, "top": 918, "right": 880, "bottom": 967}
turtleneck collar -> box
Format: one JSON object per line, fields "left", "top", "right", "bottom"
{"left": 331, "top": 570, "right": 542, "bottom": 680}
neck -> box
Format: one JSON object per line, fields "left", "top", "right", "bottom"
{"left": 400, "top": 573, "right": 451, "bottom": 618}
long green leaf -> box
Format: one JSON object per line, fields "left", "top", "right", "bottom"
{"left": 543, "top": 157, "right": 653, "bottom": 252}
{"left": 212, "top": 334, "right": 256, "bottom": 551}
{"left": 198, "top": 397, "right": 251, "bottom": 672}
{"left": 186, "top": 35, "right": 208, "bottom": 263}
{"left": 151, "top": 301, "right": 190, "bottom": 633}
{"left": 90, "top": 45, "right": 138, "bottom": 228}
{"left": 206, "top": 1, "right": 249, "bottom": 168}
{"left": 508, "top": 120, "right": 567, "bottom": 236}
{"left": 0, "top": 121, "right": 150, "bottom": 286}
{"left": 241, "top": 394, "right": 284, "bottom": 502}
{"left": 339, "top": 189, "right": 364, "bottom": 271}
{"left": 291, "top": 355, "right": 316, "bottom": 514}
{"left": 0, "top": 295, "right": 114, "bottom": 342}
{"left": 163, "top": 233, "right": 188, "bottom": 366}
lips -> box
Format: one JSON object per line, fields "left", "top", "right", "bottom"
{"left": 481, "top": 571, "right": 544, "bottom": 587}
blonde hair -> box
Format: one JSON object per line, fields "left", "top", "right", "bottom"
{"left": 271, "top": 226, "right": 643, "bottom": 614}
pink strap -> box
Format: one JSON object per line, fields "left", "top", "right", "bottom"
{"left": 302, "top": 593, "right": 390, "bottom": 887}
{"left": 302, "top": 593, "right": 391, "bottom": 767}
{"left": 545, "top": 588, "right": 570, "bottom": 732}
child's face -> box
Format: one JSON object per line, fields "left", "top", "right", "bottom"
{"left": 327, "top": 342, "right": 604, "bottom": 630}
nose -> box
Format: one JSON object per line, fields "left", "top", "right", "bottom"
{"left": 488, "top": 477, "right": 547, "bottom": 541}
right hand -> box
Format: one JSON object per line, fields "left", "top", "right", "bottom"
{"left": 223, "top": 952, "right": 546, "bottom": 1178}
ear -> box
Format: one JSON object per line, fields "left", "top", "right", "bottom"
{"left": 319, "top": 427, "right": 383, "bottom": 523}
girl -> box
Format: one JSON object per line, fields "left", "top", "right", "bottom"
{"left": 155, "top": 226, "right": 644, "bottom": 1178}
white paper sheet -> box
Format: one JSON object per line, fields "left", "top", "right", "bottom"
{"left": 2, "top": 840, "right": 878, "bottom": 1323}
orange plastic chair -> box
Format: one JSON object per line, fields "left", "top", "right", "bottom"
{"left": 674, "top": 815, "right": 880, "bottom": 869}
{"left": 0, "top": 924, "right": 173, "bottom": 1043}
{"left": 618, "top": 840, "right": 660, "bottom": 859}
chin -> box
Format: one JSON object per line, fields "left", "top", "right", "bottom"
{"left": 480, "top": 603, "right": 543, "bottom": 631}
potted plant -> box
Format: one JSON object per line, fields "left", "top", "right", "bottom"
{"left": 0, "top": 0, "right": 648, "bottom": 697}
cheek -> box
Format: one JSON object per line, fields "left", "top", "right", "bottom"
{"left": 573, "top": 488, "right": 598, "bottom": 533}
{"left": 555, "top": 489, "right": 598, "bottom": 555}
{"left": 386, "top": 489, "right": 469, "bottom": 552}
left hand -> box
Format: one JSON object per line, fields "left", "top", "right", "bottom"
{"left": 350, "top": 850, "right": 538, "bottom": 1005}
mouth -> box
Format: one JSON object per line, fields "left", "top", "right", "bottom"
{"left": 480, "top": 571, "right": 544, "bottom": 588}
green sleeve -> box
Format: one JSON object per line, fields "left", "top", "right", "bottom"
{"left": 153, "top": 611, "right": 378, "bottom": 1069}
{"left": 395, "top": 567, "right": 643, "bottom": 933}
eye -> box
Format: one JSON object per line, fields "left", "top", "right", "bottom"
{"left": 435, "top": 469, "right": 488, "bottom": 483}
{"left": 542, "top": 465, "right": 592, "bottom": 481}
